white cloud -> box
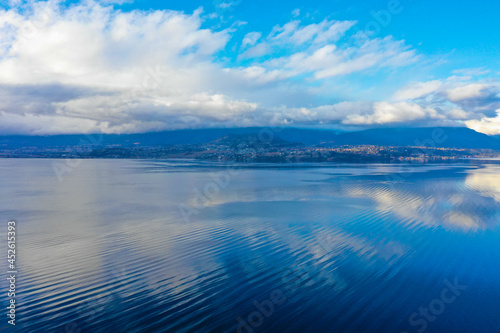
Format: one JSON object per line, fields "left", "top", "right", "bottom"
{"left": 447, "top": 108, "right": 469, "bottom": 120}
{"left": 392, "top": 80, "right": 443, "bottom": 101}
{"left": 446, "top": 84, "right": 489, "bottom": 102}
{"left": 239, "top": 19, "right": 357, "bottom": 61}
{"left": 225, "top": 66, "right": 293, "bottom": 84}
{"left": 0, "top": 111, "right": 102, "bottom": 135}
{"left": 264, "top": 36, "right": 418, "bottom": 79}
{"left": 268, "top": 19, "right": 356, "bottom": 45}
{"left": 267, "top": 101, "right": 372, "bottom": 124}
{"left": 389, "top": 76, "right": 500, "bottom": 134}
{"left": 0, "top": 2, "right": 253, "bottom": 133}
{"left": 0, "top": 4, "right": 230, "bottom": 87}
{"left": 452, "top": 67, "right": 490, "bottom": 76}
{"left": 239, "top": 42, "right": 271, "bottom": 59}
{"left": 343, "top": 102, "right": 439, "bottom": 125}
{"left": 241, "top": 31, "right": 261, "bottom": 48}
{"left": 465, "top": 110, "right": 500, "bottom": 135}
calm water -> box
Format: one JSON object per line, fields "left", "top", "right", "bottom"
{"left": 0, "top": 159, "right": 499, "bottom": 333}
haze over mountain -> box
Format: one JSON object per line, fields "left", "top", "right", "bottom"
{"left": 1, "top": 127, "right": 498, "bottom": 150}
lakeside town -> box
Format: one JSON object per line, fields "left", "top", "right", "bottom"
{"left": 1, "top": 133, "right": 498, "bottom": 163}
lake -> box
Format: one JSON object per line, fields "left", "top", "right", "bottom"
{"left": 0, "top": 159, "right": 499, "bottom": 332}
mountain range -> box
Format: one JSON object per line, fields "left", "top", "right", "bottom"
{"left": 0, "top": 127, "right": 498, "bottom": 150}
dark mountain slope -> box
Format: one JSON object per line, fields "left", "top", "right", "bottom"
{"left": 0, "top": 127, "right": 498, "bottom": 150}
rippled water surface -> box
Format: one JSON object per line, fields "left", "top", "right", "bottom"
{"left": 0, "top": 159, "right": 499, "bottom": 332}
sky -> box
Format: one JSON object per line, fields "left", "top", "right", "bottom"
{"left": 0, "top": 0, "right": 499, "bottom": 135}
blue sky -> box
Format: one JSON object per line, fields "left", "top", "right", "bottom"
{"left": 0, "top": 0, "right": 498, "bottom": 135}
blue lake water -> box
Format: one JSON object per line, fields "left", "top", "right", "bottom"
{"left": 0, "top": 159, "right": 499, "bottom": 332}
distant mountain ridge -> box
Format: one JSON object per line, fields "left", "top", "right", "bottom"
{"left": 0, "top": 127, "right": 498, "bottom": 150}
{"left": 326, "top": 127, "right": 499, "bottom": 149}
